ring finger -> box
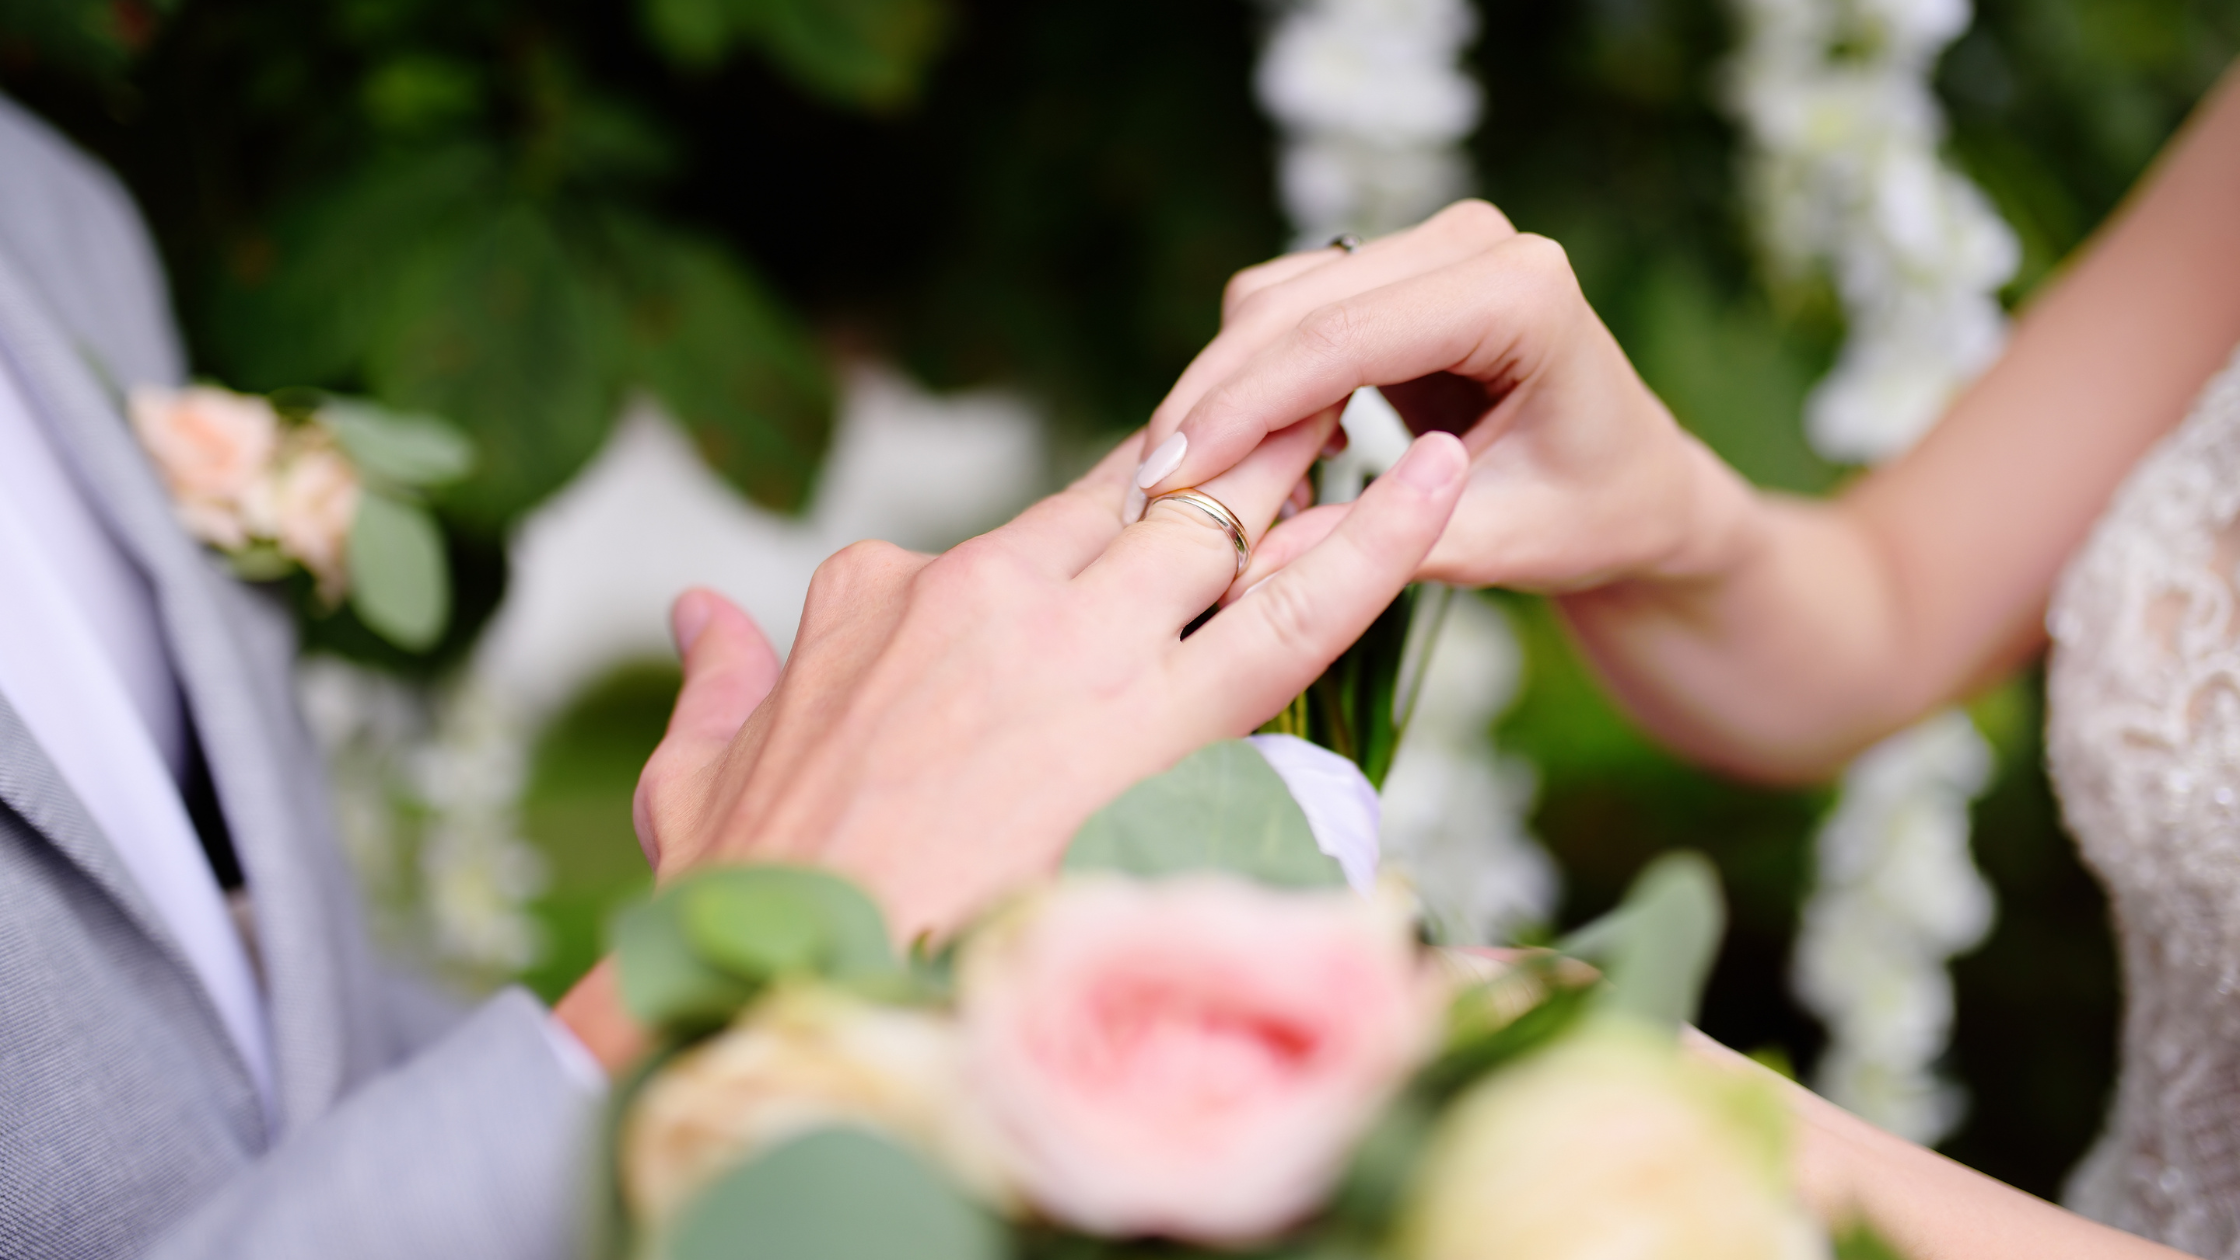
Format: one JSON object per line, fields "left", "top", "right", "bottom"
{"left": 1074, "top": 406, "right": 1342, "bottom": 630}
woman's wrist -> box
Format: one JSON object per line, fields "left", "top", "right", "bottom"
{"left": 1638, "top": 430, "right": 1773, "bottom": 586}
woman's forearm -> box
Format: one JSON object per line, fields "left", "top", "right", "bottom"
{"left": 1552, "top": 65, "right": 2240, "bottom": 782}
{"left": 1679, "top": 1031, "right": 2183, "bottom": 1260}
{"left": 1790, "top": 1081, "right": 2183, "bottom": 1260}
{"left": 1555, "top": 487, "right": 1927, "bottom": 782}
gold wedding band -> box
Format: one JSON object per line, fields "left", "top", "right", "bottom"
{"left": 1146, "top": 488, "right": 1251, "bottom": 575}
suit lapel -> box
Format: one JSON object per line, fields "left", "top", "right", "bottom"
{"left": 0, "top": 691, "right": 184, "bottom": 961}
{"left": 0, "top": 242, "right": 362, "bottom": 1136}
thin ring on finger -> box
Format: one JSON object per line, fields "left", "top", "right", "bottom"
{"left": 1147, "top": 488, "right": 1251, "bottom": 575}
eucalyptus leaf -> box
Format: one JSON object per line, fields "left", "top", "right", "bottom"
{"left": 321, "top": 399, "right": 475, "bottom": 487}
{"left": 1559, "top": 851, "right": 1726, "bottom": 1032}
{"left": 680, "top": 866, "right": 898, "bottom": 984}
{"left": 615, "top": 867, "right": 900, "bottom": 1035}
{"left": 612, "top": 892, "right": 760, "bottom": 1036}
{"left": 346, "top": 491, "right": 450, "bottom": 651}
{"left": 1063, "top": 740, "right": 1344, "bottom": 889}
{"left": 666, "top": 1128, "right": 1004, "bottom": 1260}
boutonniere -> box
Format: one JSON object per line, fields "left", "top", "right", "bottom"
{"left": 129, "top": 384, "right": 473, "bottom": 651}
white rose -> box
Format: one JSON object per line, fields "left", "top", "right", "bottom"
{"left": 621, "top": 985, "right": 1009, "bottom": 1230}
{"left": 1400, "top": 1020, "right": 1826, "bottom": 1260}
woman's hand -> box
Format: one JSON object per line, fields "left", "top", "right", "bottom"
{"left": 630, "top": 414, "right": 1470, "bottom": 943}
{"left": 1137, "top": 199, "right": 1760, "bottom": 595}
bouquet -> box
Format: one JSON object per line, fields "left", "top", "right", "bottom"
{"left": 600, "top": 736, "right": 1864, "bottom": 1260}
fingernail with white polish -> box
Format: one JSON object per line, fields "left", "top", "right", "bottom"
{"left": 1393, "top": 432, "right": 1465, "bottom": 491}
{"left": 1136, "top": 432, "right": 1187, "bottom": 490}
{"left": 1239, "top": 575, "right": 1273, "bottom": 601}
{"left": 1123, "top": 484, "right": 1147, "bottom": 523}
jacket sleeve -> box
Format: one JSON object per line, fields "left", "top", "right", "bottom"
{"left": 144, "top": 989, "right": 606, "bottom": 1260}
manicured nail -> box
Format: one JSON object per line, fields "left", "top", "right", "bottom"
{"left": 1136, "top": 432, "right": 1187, "bottom": 489}
{"left": 1123, "top": 484, "right": 1147, "bottom": 523}
{"left": 671, "top": 590, "right": 714, "bottom": 654}
{"left": 1238, "top": 575, "right": 1274, "bottom": 601}
{"left": 1392, "top": 433, "right": 1465, "bottom": 492}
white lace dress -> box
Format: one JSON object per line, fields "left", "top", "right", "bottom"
{"left": 2048, "top": 343, "right": 2240, "bottom": 1254}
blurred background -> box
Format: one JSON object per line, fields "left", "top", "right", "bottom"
{"left": 6, "top": 0, "right": 2239, "bottom": 1205}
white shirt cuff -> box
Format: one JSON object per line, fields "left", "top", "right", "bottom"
{"left": 540, "top": 1012, "right": 611, "bottom": 1096}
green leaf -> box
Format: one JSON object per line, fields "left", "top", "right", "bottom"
{"left": 1063, "top": 740, "right": 1345, "bottom": 889}
{"left": 1560, "top": 851, "right": 1726, "bottom": 1032}
{"left": 371, "top": 202, "right": 624, "bottom": 533}
{"left": 596, "top": 216, "right": 833, "bottom": 514}
{"left": 1419, "top": 975, "right": 1594, "bottom": 1099}
{"left": 209, "top": 145, "right": 498, "bottom": 393}
{"left": 1328, "top": 1088, "right": 1437, "bottom": 1234}
{"left": 642, "top": 0, "right": 737, "bottom": 68}
{"left": 681, "top": 866, "right": 898, "bottom": 984}
{"left": 614, "top": 867, "right": 901, "bottom": 1035}
{"left": 666, "top": 1127, "right": 1005, "bottom": 1260}
{"left": 760, "top": 0, "right": 950, "bottom": 110}
{"left": 1257, "top": 585, "right": 1427, "bottom": 790}
{"left": 613, "top": 891, "right": 761, "bottom": 1035}
{"left": 1832, "top": 1222, "right": 1909, "bottom": 1260}
{"left": 361, "top": 55, "right": 484, "bottom": 136}
{"left": 638, "top": 0, "right": 950, "bottom": 110}
{"left": 321, "top": 399, "right": 476, "bottom": 487}
{"left": 346, "top": 491, "right": 451, "bottom": 651}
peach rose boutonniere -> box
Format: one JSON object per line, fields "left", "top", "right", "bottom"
{"left": 130, "top": 385, "right": 471, "bottom": 650}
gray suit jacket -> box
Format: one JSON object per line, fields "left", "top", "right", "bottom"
{"left": 0, "top": 96, "right": 600, "bottom": 1259}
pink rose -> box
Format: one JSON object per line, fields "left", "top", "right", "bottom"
{"left": 261, "top": 444, "right": 361, "bottom": 595}
{"left": 958, "top": 876, "right": 1439, "bottom": 1243}
{"left": 129, "top": 386, "right": 279, "bottom": 545}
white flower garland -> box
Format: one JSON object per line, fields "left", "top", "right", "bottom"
{"left": 1724, "top": 0, "right": 2019, "bottom": 464}
{"left": 1255, "top": 0, "right": 1482, "bottom": 249}
{"left": 297, "top": 658, "right": 547, "bottom": 986}
{"left": 1792, "top": 712, "right": 1994, "bottom": 1141}
{"left": 1725, "top": 0, "right": 2016, "bottom": 1142}
{"left": 1256, "top": 0, "right": 1556, "bottom": 943}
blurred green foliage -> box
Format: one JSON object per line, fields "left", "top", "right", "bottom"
{"left": 6, "top": 0, "right": 2236, "bottom": 1204}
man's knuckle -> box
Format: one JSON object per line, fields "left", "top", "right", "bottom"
{"left": 919, "top": 536, "right": 1026, "bottom": 599}
{"left": 810, "top": 539, "right": 898, "bottom": 597}
{"left": 1505, "top": 233, "right": 1577, "bottom": 294}
{"left": 1221, "top": 268, "right": 1266, "bottom": 318}
{"left": 1437, "top": 198, "right": 1515, "bottom": 243}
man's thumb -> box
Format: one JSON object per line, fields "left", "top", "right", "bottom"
{"left": 634, "top": 589, "right": 780, "bottom": 868}
{"left": 665, "top": 587, "right": 780, "bottom": 747}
